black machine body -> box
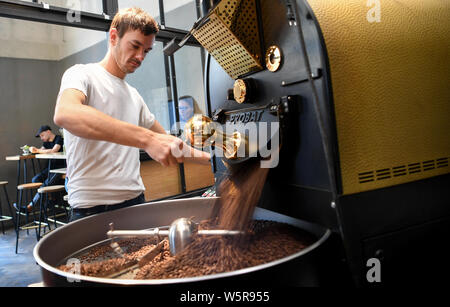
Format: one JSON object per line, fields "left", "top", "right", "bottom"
{"left": 201, "top": 0, "right": 450, "bottom": 286}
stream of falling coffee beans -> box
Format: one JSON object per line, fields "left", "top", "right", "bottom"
{"left": 217, "top": 159, "right": 270, "bottom": 231}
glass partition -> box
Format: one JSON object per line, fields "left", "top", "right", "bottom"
{"left": 118, "top": 0, "right": 160, "bottom": 21}
{"left": 125, "top": 41, "right": 171, "bottom": 132}
{"left": 164, "top": 0, "right": 198, "bottom": 30}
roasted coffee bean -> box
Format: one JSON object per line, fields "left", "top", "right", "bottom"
{"left": 59, "top": 220, "right": 316, "bottom": 280}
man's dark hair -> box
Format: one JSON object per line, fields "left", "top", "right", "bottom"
{"left": 110, "top": 7, "right": 159, "bottom": 38}
{"left": 35, "top": 125, "right": 52, "bottom": 137}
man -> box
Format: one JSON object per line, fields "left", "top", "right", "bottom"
{"left": 17, "top": 125, "right": 65, "bottom": 211}
{"left": 30, "top": 125, "right": 64, "bottom": 156}
{"left": 54, "top": 7, "right": 210, "bottom": 222}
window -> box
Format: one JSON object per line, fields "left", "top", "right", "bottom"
{"left": 125, "top": 41, "right": 171, "bottom": 131}
{"left": 118, "top": 0, "right": 160, "bottom": 21}
{"left": 163, "top": 0, "right": 199, "bottom": 31}
{"left": 174, "top": 45, "right": 206, "bottom": 119}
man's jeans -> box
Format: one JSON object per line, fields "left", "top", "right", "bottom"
{"left": 32, "top": 168, "right": 63, "bottom": 206}
{"left": 68, "top": 193, "right": 146, "bottom": 222}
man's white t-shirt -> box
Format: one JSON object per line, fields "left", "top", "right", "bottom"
{"left": 58, "top": 63, "right": 155, "bottom": 209}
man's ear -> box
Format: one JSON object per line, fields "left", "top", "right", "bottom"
{"left": 110, "top": 28, "right": 119, "bottom": 46}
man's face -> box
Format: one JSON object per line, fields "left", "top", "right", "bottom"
{"left": 39, "top": 130, "right": 51, "bottom": 142}
{"left": 111, "top": 29, "right": 155, "bottom": 75}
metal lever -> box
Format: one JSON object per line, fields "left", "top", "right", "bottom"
{"left": 163, "top": 16, "right": 211, "bottom": 56}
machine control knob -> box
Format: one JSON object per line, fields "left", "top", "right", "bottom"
{"left": 265, "top": 45, "right": 282, "bottom": 72}
{"left": 233, "top": 78, "right": 255, "bottom": 104}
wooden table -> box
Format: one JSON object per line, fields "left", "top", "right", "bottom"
{"left": 35, "top": 153, "right": 66, "bottom": 160}
{"left": 5, "top": 154, "right": 38, "bottom": 183}
{"left": 35, "top": 153, "right": 66, "bottom": 180}
{"left": 5, "top": 154, "right": 39, "bottom": 203}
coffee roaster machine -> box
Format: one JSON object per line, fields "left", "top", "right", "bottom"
{"left": 193, "top": 0, "right": 450, "bottom": 286}
{"left": 33, "top": 0, "right": 449, "bottom": 287}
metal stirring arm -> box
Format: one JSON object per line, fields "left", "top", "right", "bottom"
{"left": 107, "top": 218, "right": 243, "bottom": 255}
{"left": 107, "top": 228, "right": 170, "bottom": 238}
{"left": 107, "top": 229, "right": 242, "bottom": 238}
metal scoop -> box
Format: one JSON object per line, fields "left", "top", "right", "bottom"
{"left": 107, "top": 218, "right": 242, "bottom": 255}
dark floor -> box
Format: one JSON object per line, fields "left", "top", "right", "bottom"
{"left": 0, "top": 226, "right": 43, "bottom": 287}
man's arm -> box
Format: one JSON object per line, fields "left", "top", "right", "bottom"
{"left": 54, "top": 88, "right": 210, "bottom": 167}
{"left": 30, "top": 144, "right": 61, "bottom": 154}
{"left": 149, "top": 120, "right": 211, "bottom": 165}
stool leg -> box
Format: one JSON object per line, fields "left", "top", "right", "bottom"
{"left": 44, "top": 193, "right": 51, "bottom": 231}
{"left": 3, "top": 186, "right": 16, "bottom": 229}
{"left": 30, "top": 190, "right": 37, "bottom": 238}
{"left": 15, "top": 190, "right": 23, "bottom": 254}
{"left": 16, "top": 161, "right": 20, "bottom": 207}
{"left": 52, "top": 194, "right": 58, "bottom": 229}
{"left": 25, "top": 190, "right": 30, "bottom": 236}
{"left": 23, "top": 161, "right": 26, "bottom": 185}
{"left": 0, "top": 196, "right": 4, "bottom": 234}
{"left": 37, "top": 193, "right": 43, "bottom": 241}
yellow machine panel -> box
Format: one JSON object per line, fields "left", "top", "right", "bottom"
{"left": 307, "top": 0, "right": 450, "bottom": 195}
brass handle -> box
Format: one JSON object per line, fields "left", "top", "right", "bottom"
{"left": 185, "top": 115, "right": 246, "bottom": 160}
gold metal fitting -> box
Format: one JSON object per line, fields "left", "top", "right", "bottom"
{"left": 265, "top": 45, "right": 282, "bottom": 72}
{"left": 234, "top": 79, "right": 248, "bottom": 104}
{"left": 185, "top": 114, "right": 246, "bottom": 160}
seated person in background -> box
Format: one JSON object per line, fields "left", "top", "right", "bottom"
{"left": 30, "top": 125, "right": 63, "bottom": 155}
{"left": 171, "top": 96, "right": 195, "bottom": 136}
{"left": 23, "top": 125, "right": 65, "bottom": 211}
{"left": 178, "top": 96, "right": 195, "bottom": 127}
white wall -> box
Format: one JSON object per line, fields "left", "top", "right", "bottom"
{"left": 0, "top": 17, "right": 62, "bottom": 60}
{"left": 0, "top": 0, "right": 106, "bottom": 61}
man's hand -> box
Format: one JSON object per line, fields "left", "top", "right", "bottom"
{"left": 29, "top": 146, "right": 40, "bottom": 154}
{"left": 144, "top": 132, "right": 211, "bottom": 167}
{"left": 144, "top": 133, "right": 182, "bottom": 167}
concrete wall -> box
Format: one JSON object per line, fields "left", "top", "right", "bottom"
{"left": 0, "top": 57, "right": 60, "bottom": 219}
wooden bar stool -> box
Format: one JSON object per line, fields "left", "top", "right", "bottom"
{"left": 15, "top": 182, "right": 42, "bottom": 254}
{"left": 0, "top": 181, "right": 15, "bottom": 234}
{"left": 37, "top": 185, "right": 67, "bottom": 240}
